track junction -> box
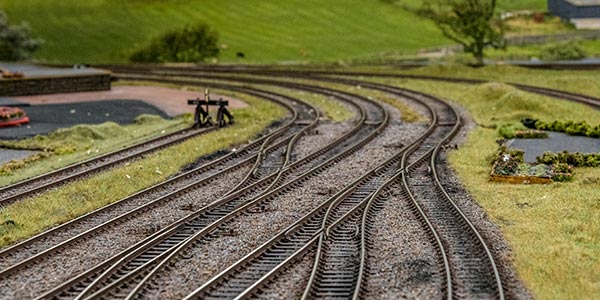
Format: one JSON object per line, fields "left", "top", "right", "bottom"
{"left": 2, "top": 66, "right": 598, "bottom": 299}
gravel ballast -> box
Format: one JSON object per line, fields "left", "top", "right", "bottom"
{"left": 139, "top": 101, "right": 427, "bottom": 299}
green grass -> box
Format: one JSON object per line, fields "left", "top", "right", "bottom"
{"left": 372, "top": 77, "right": 600, "bottom": 299}
{"left": 484, "top": 40, "right": 600, "bottom": 61}
{"left": 0, "top": 0, "right": 447, "bottom": 64}
{"left": 0, "top": 91, "right": 286, "bottom": 246}
{"left": 0, "top": 114, "right": 191, "bottom": 186}
{"left": 396, "top": 65, "right": 600, "bottom": 98}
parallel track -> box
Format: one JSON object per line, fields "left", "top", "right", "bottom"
{"left": 25, "top": 74, "right": 386, "bottom": 297}
{"left": 0, "top": 83, "right": 316, "bottom": 276}
{"left": 0, "top": 126, "right": 214, "bottom": 207}
{"left": 7, "top": 65, "right": 589, "bottom": 299}
{"left": 105, "top": 65, "right": 600, "bottom": 110}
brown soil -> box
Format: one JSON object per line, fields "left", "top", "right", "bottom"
{"left": 13, "top": 86, "right": 248, "bottom": 117}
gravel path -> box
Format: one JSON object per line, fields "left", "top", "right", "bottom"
{"left": 140, "top": 101, "right": 427, "bottom": 299}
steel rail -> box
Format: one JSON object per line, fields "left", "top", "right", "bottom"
{"left": 108, "top": 65, "right": 600, "bottom": 110}
{"left": 71, "top": 82, "right": 321, "bottom": 300}
{"left": 91, "top": 79, "right": 387, "bottom": 300}
{"left": 32, "top": 78, "right": 370, "bottom": 298}
{"left": 0, "top": 83, "right": 311, "bottom": 276}
{"left": 180, "top": 83, "right": 437, "bottom": 300}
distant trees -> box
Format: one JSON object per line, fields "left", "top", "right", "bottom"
{"left": 419, "top": 0, "right": 505, "bottom": 65}
{"left": 130, "top": 23, "right": 220, "bottom": 63}
{"left": 0, "top": 10, "right": 42, "bottom": 61}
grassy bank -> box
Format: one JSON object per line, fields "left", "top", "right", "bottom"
{"left": 0, "top": 91, "right": 286, "bottom": 246}
{"left": 0, "top": 115, "right": 191, "bottom": 186}
{"left": 0, "top": 0, "right": 446, "bottom": 64}
{"left": 374, "top": 77, "right": 600, "bottom": 299}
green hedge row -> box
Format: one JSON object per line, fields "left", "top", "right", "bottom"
{"left": 537, "top": 151, "right": 600, "bottom": 167}
{"left": 522, "top": 118, "right": 600, "bottom": 138}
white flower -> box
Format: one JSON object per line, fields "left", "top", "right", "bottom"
{"left": 126, "top": 174, "right": 131, "bottom": 179}
{"left": 503, "top": 154, "right": 510, "bottom": 162}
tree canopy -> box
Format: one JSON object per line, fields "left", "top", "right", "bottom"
{"left": 0, "top": 10, "right": 42, "bottom": 61}
{"left": 419, "top": 0, "right": 505, "bottom": 65}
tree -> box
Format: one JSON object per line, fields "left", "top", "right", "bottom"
{"left": 419, "top": 0, "right": 505, "bottom": 65}
{"left": 0, "top": 10, "right": 42, "bottom": 61}
{"left": 130, "top": 23, "right": 220, "bottom": 63}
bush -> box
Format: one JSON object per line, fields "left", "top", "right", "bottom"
{"left": 129, "top": 23, "right": 219, "bottom": 63}
{"left": 537, "top": 151, "right": 600, "bottom": 167}
{"left": 525, "top": 119, "right": 600, "bottom": 138}
{"left": 540, "top": 39, "right": 587, "bottom": 61}
{"left": 0, "top": 10, "right": 42, "bottom": 61}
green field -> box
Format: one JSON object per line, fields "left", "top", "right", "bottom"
{"left": 0, "top": 0, "right": 547, "bottom": 64}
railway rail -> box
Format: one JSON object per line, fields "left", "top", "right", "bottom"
{"left": 177, "top": 77, "right": 505, "bottom": 300}
{"left": 48, "top": 76, "right": 385, "bottom": 300}
{"left": 5, "top": 65, "right": 587, "bottom": 299}
{"left": 1, "top": 74, "right": 390, "bottom": 299}
{"left": 104, "top": 64, "right": 600, "bottom": 110}
{"left": 0, "top": 125, "right": 215, "bottom": 207}
{"left": 0, "top": 83, "right": 318, "bottom": 274}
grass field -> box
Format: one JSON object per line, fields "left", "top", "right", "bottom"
{"left": 0, "top": 0, "right": 548, "bottom": 64}
{"left": 370, "top": 77, "right": 600, "bottom": 300}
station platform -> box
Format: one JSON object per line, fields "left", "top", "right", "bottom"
{"left": 0, "top": 62, "right": 111, "bottom": 96}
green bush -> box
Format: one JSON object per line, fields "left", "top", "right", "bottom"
{"left": 537, "top": 151, "right": 600, "bottom": 167}
{"left": 540, "top": 39, "right": 587, "bottom": 61}
{"left": 129, "top": 23, "right": 219, "bottom": 63}
{"left": 0, "top": 10, "right": 42, "bottom": 61}
{"left": 525, "top": 119, "right": 600, "bottom": 138}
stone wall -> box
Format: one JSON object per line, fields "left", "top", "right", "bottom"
{"left": 0, "top": 74, "right": 112, "bottom": 96}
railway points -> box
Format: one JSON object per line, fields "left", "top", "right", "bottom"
{"left": 0, "top": 65, "right": 597, "bottom": 300}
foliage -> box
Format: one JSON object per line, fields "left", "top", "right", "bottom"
{"left": 418, "top": 0, "right": 505, "bottom": 65}
{"left": 129, "top": 23, "right": 219, "bottom": 63}
{"left": 540, "top": 39, "right": 587, "bottom": 61}
{"left": 551, "top": 163, "right": 574, "bottom": 182}
{"left": 0, "top": 10, "right": 42, "bottom": 61}
{"left": 537, "top": 151, "right": 600, "bottom": 168}
{"left": 492, "top": 146, "right": 575, "bottom": 181}
{"left": 498, "top": 123, "right": 546, "bottom": 139}
{"left": 524, "top": 119, "right": 600, "bottom": 138}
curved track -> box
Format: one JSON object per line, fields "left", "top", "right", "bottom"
{"left": 5, "top": 65, "right": 591, "bottom": 299}
{"left": 0, "top": 120, "right": 213, "bottom": 207}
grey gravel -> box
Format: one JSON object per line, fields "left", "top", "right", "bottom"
{"left": 0, "top": 165, "right": 251, "bottom": 299}
{"left": 140, "top": 100, "right": 427, "bottom": 299}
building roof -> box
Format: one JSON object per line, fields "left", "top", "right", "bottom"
{"left": 566, "top": 0, "right": 600, "bottom": 6}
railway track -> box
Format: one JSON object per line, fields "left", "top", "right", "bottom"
{"left": 176, "top": 79, "right": 499, "bottom": 300}
{"left": 105, "top": 64, "right": 600, "bottom": 110}
{"left": 0, "top": 83, "right": 321, "bottom": 283}
{"left": 6, "top": 65, "right": 582, "bottom": 299}
{"left": 104, "top": 68, "right": 513, "bottom": 299}
{"left": 0, "top": 125, "right": 215, "bottom": 207}
{"left": 36, "top": 76, "right": 387, "bottom": 300}
{"left": 1, "top": 74, "right": 390, "bottom": 298}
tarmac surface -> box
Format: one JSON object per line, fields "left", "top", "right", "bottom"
{"left": 0, "top": 100, "right": 168, "bottom": 140}
{"left": 507, "top": 131, "right": 600, "bottom": 162}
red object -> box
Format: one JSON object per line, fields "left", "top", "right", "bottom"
{"left": 0, "top": 106, "right": 30, "bottom": 127}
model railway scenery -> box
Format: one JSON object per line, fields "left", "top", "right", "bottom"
{"left": 0, "top": 1, "right": 599, "bottom": 300}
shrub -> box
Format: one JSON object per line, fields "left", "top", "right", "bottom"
{"left": 129, "top": 23, "right": 219, "bottom": 63}
{"left": 540, "top": 39, "right": 587, "bottom": 61}
{"left": 0, "top": 10, "right": 42, "bottom": 61}
{"left": 537, "top": 151, "right": 600, "bottom": 167}
{"left": 525, "top": 119, "right": 600, "bottom": 138}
